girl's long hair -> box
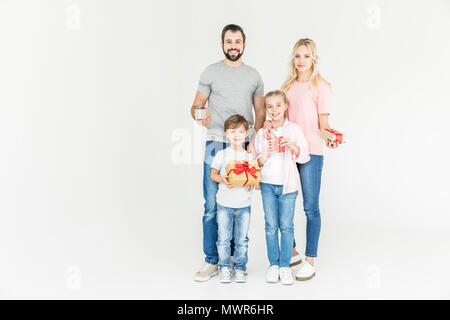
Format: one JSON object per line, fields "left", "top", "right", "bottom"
{"left": 281, "top": 38, "right": 330, "bottom": 95}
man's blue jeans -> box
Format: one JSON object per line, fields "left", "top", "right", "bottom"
{"left": 216, "top": 204, "right": 251, "bottom": 271}
{"left": 294, "top": 155, "right": 324, "bottom": 258}
{"left": 202, "top": 140, "right": 249, "bottom": 265}
{"left": 260, "top": 183, "right": 297, "bottom": 268}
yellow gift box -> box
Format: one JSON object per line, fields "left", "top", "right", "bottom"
{"left": 225, "top": 160, "right": 261, "bottom": 187}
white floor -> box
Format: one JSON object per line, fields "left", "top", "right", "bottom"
{"left": 2, "top": 219, "right": 449, "bottom": 300}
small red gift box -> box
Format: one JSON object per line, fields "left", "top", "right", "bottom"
{"left": 194, "top": 106, "right": 210, "bottom": 120}
{"left": 320, "top": 128, "right": 344, "bottom": 144}
{"left": 267, "top": 136, "right": 286, "bottom": 153}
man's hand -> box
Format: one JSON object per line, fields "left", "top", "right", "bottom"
{"left": 195, "top": 116, "right": 212, "bottom": 127}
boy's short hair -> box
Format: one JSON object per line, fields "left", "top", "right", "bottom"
{"left": 264, "top": 90, "right": 288, "bottom": 108}
{"left": 224, "top": 114, "right": 249, "bottom": 131}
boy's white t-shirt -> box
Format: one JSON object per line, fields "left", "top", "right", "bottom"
{"left": 211, "top": 147, "right": 253, "bottom": 209}
{"left": 260, "top": 127, "right": 285, "bottom": 185}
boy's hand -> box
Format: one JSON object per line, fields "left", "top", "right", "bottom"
{"left": 196, "top": 116, "right": 212, "bottom": 127}
{"left": 221, "top": 175, "right": 233, "bottom": 188}
{"left": 246, "top": 183, "right": 258, "bottom": 190}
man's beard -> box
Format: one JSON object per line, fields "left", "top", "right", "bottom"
{"left": 223, "top": 48, "right": 244, "bottom": 61}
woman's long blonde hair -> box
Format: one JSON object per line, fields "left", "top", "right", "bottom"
{"left": 281, "top": 38, "right": 330, "bottom": 94}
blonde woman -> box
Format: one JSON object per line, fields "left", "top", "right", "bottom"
{"left": 264, "top": 38, "right": 339, "bottom": 280}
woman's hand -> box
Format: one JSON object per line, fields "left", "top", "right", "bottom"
{"left": 263, "top": 120, "right": 274, "bottom": 138}
{"left": 325, "top": 139, "right": 339, "bottom": 149}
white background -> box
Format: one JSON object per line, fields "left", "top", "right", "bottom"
{"left": 0, "top": 0, "right": 449, "bottom": 299}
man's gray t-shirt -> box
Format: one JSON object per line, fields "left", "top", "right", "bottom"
{"left": 198, "top": 61, "right": 264, "bottom": 142}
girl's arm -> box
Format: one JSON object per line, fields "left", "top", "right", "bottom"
{"left": 254, "top": 129, "right": 271, "bottom": 166}
{"left": 287, "top": 125, "right": 310, "bottom": 164}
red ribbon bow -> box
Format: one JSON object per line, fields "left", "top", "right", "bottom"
{"left": 227, "top": 161, "right": 260, "bottom": 187}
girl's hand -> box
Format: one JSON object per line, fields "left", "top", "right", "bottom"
{"left": 281, "top": 137, "right": 298, "bottom": 151}
{"left": 221, "top": 175, "right": 233, "bottom": 188}
{"left": 258, "top": 146, "right": 272, "bottom": 165}
{"left": 325, "top": 139, "right": 339, "bottom": 149}
{"left": 196, "top": 116, "right": 212, "bottom": 127}
{"left": 263, "top": 120, "right": 274, "bottom": 138}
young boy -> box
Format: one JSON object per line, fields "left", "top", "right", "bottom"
{"left": 210, "top": 114, "right": 256, "bottom": 283}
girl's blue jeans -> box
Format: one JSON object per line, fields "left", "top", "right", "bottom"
{"left": 260, "top": 183, "right": 297, "bottom": 268}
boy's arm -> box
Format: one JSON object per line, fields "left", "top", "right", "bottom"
{"left": 211, "top": 168, "right": 232, "bottom": 188}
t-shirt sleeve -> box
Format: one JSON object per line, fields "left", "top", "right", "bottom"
{"left": 198, "top": 68, "right": 212, "bottom": 95}
{"left": 317, "top": 81, "right": 331, "bottom": 115}
{"left": 253, "top": 72, "right": 264, "bottom": 98}
{"left": 210, "top": 150, "right": 223, "bottom": 171}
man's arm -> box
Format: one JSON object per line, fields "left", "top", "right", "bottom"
{"left": 191, "top": 91, "right": 211, "bottom": 126}
{"left": 246, "top": 96, "right": 265, "bottom": 154}
{"left": 250, "top": 97, "right": 265, "bottom": 141}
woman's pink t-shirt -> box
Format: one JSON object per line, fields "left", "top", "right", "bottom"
{"left": 286, "top": 80, "right": 331, "bottom": 156}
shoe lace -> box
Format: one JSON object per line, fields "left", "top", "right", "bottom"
{"left": 221, "top": 268, "right": 231, "bottom": 276}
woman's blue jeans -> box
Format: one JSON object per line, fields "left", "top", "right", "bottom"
{"left": 294, "top": 155, "right": 324, "bottom": 258}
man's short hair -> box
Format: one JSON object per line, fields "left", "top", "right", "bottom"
{"left": 221, "top": 24, "right": 246, "bottom": 43}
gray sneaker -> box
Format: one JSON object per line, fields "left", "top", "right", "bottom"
{"left": 235, "top": 269, "right": 247, "bottom": 283}
{"left": 194, "top": 262, "right": 218, "bottom": 282}
{"left": 219, "top": 267, "right": 232, "bottom": 283}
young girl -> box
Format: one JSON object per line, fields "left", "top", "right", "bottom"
{"left": 265, "top": 38, "right": 339, "bottom": 281}
{"left": 254, "top": 90, "right": 309, "bottom": 285}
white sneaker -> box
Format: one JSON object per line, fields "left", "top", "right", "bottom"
{"left": 194, "top": 262, "right": 218, "bottom": 282}
{"left": 290, "top": 253, "right": 302, "bottom": 267}
{"left": 279, "top": 267, "right": 294, "bottom": 285}
{"left": 235, "top": 269, "right": 247, "bottom": 283}
{"left": 295, "top": 261, "right": 316, "bottom": 281}
{"left": 230, "top": 257, "right": 248, "bottom": 275}
{"left": 219, "top": 267, "right": 232, "bottom": 283}
{"left": 266, "top": 265, "right": 279, "bottom": 283}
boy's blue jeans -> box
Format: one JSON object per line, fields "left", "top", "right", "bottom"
{"left": 293, "top": 155, "right": 324, "bottom": 258}
{"left": 260, "top": 183, "right": 297, "bottom": 268}
{"left": 216, "top": 204, "right": 251, "bottom": 271}
{"left": 202, "top": 140, "right": 249, "bottom": 265}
